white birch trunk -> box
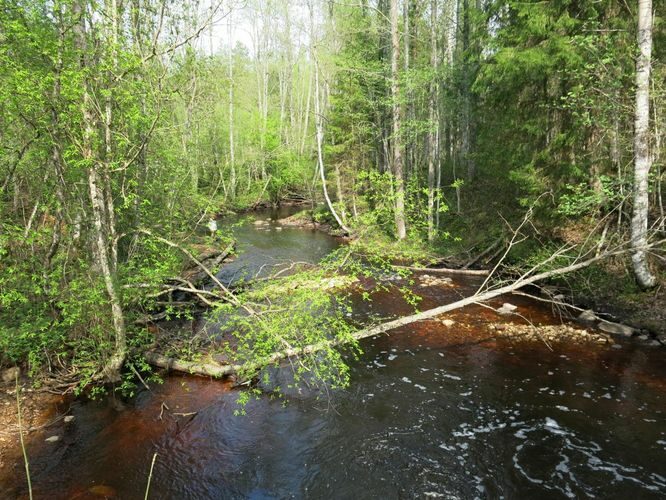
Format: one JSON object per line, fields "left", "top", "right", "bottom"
{"left": 428, "top": 0, "right": 439, "bottom": 241}
{"left": 631, "top": 0, "right": 657, "bottom": 288}
{"left": 391, "top": 0, "right": 407, "bottom": 239}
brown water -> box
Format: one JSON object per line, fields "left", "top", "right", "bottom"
{"left": 3, "top": 210, "right": 665, "bottom": 499}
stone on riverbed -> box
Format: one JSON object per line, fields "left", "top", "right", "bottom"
{"left": 489, "top": 323, "right": 613, "bottom": 345}
{"left": 496, "top": 303, "right": 518, "bottom": 315}
{"left": 577, "top": 310, "right": 598, "bottom": 323}
{"left": 441, "top": 319, "right": 455, "bottom": 327}
{"left": 597, "top": 320, "right": 634, "bottom": 337}
{"left": 418, "top": 274, "right": 453, "bottom": 287}
{"left": 45, "top": 435, "right": 60, "bottom": 443}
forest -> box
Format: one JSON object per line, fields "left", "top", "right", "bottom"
{"left": 2, "top": 0, "right": 666, "bottom": 497}
{"left": 1, "top": 0, "right": 665, "bottom": 391}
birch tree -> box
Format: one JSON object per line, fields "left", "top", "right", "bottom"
{"left": 390, "top": 0, "right": 407, "bottom": 239}
{"left": 73, "top": 0, "right": 127, "bottom": 381}
{"left": 427, "top": 0, "right": 439, "bottom": 241}
{"left": 631, "top": 0, "right": 657, "bottom": 288}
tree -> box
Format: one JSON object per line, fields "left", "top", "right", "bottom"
{"left": 631, "top": 0, "right": 657, "bottom": 289}
{"left": 427, "top": 0, "right": 439, "bottom": 241}
{"left": 390, "top": 0, "right": 407, "bottom": 239}
{"left": 72, "top": 0, "right": 127, "bottom": 381}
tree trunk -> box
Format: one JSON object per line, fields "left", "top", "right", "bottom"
{"left": 461, "top": 0, "right": 475, "bottom": 182}
{"left": 390, "top": 0, "right": 407, "bottom": 239}
{"left": 427, "top": 0, "right": 439, "bottom": 241}
{"left": 73, "top": 0, "right": 127, "bottom": 381}
{"left": 228, "top": 14, "right": 236, "bottom": 198}
{"left": 631, "top": 0, "right": 657, "bottom": 289}
{"left": 314, "top": 57, "right": 350, "bottom": 234}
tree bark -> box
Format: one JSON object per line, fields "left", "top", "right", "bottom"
{"left": 631, "top": 0, "right": 657, "bottom": 289}
{"left": 390, "top": 0, "right": 407, "bottom": 239}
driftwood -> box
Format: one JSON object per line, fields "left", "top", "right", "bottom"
{"left": 143, "top": 238, "right": 665, "bottom": 379}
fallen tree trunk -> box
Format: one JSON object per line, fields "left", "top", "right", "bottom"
{"left": 394, "top": 264, "right": 490, "bottom": 276}
{"left": 143, "top": 239, "right": 665, "bottom": 379}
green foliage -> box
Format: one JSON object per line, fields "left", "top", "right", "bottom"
{"left": 217, "top": 269, "right": 360, "bottom": 391}
{"left": 557, "top": 176, "right": 624, "bottom": 217}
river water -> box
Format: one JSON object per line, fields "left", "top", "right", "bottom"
{"left": 3, "top": 209, "right": 665, "bottom": 499}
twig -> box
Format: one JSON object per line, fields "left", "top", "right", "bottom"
{"left": 129, "top": 364, "right": 151, "bottom": 391}
{"left": 144, "top": 452, "right": 158, "bottom": 500}
{"left": 15, "top": 375, "right": 33, "bottom": 500}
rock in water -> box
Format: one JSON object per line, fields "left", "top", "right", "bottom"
{"left": 45, "top": 435, "right": 60, "bottom": 443}
{"left": 88, "top": 485, "right": 118, "bottom": 497}
{"left": 441, "top": 319, "right": 455, "bottom": 327}
{"left": 497, "top": 303, "right": 518, "bottom": 315}
{"left": 598, "top": 320, "right": 634, "bottom": 337}
{"left": 577, "top": 310, "right": 597, "bottom": 323}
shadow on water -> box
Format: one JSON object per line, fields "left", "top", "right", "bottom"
{"left": 3, "top": 209, "right": 665, "bottom": 499}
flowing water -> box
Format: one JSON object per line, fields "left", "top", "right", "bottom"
{"left": 3, "top": 209, "right": 665, "bottom": 499}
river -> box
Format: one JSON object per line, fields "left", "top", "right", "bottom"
{"left": 2, "top": 208, "right": 665, "bottom": 499}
